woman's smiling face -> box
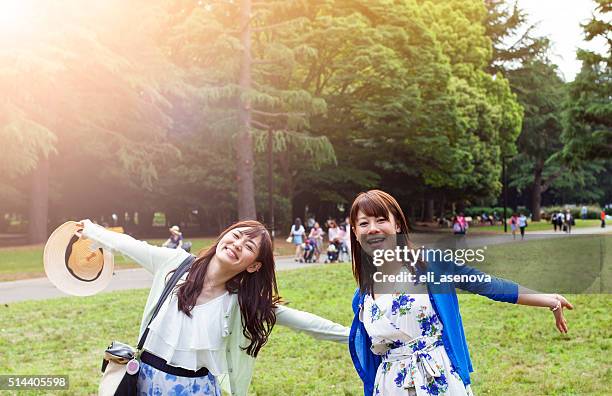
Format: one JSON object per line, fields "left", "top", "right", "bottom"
{"left": 215, "top": 227, "right": 263, "bottom": 273}
{"left": 353, "top": 209, "right": 400, "bottom": 256}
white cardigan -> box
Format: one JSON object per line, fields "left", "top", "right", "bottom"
{"left": 82, "top": 221, "right": 349, "bottom": 396}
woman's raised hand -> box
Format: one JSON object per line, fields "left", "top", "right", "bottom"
{"left": 75, "top": 219, "right": 91, "bottom": 238}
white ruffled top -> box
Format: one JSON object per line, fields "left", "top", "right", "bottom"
{"left": 143, "top": 290, "right": 235, "bottom": 376}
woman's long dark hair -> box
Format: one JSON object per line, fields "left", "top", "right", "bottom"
{"left": 168, "top": 220, "right": 279, "bottom": 358}
{"left": 349, "top": 190, "right": 426, "bottom": 295}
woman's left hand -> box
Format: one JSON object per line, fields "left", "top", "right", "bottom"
{"left": 550, "top": 294, "right": 573, "bottom": 333}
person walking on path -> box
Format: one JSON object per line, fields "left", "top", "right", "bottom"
{"left": 510, "top": 213, "right": 519, "bottom": 240}
{"left": 564, "top": 210, "right": 574, "bottom": 234}
{"left": 581, "top": 206, "right": 588, "bottom": 220}
{"left": 342, "top": 216, "right": 352, "bottom": 262}
{"left": 552, "top": 212, "right": 559, "bottom": 232}
{"left": 518, "top": 213, "right": 528, "bottom": 240}
{"left": 452, "top": 214, "right": 468, "bottom": 235}
{"left": 602, "top": 210, "right": 607, "bottom": 228}
{"left": 306, "top": 215, "right": 316, "bottom": 234}
{"left": 556, "top": 210, "right": 565, "bottom": 232}
{"left": 78, "top": 219, "right": 348, "bottom": 396}
{"left": 289, "top": 218, "right": 306, "bottom": 262}
{"left": 346, "top": 190, "right": 573, "bottom": 396}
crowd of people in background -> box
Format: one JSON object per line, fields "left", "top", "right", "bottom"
{"left": 287, "top": 205, "right": 609, "bottom": 258}
{"left": 552, "top": 210, "right": 575, "bottom": 234}
{"left": 288, "top": 216, "right": 351, "bottom": 263}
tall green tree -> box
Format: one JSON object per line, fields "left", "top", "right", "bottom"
{"left": 0, "top": 0, "right": 182, "bottom": 241}
{"left": 290, "top": 0, "right": 521, "bottom": 219}
{"left": 164, "top": 0, "right": 335, "bottom": 222}
{"left": 506, "top": 61, "right": 567, "bottom": 219}
{"left": 484, "top": 0, "right": 550, "bottom": 73}
{"left": 562, "top": 0, "right": 611, "bottom": 160}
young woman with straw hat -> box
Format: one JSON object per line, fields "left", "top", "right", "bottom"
{"left": 77, "top": 219, "right": 348, "bottom": 396}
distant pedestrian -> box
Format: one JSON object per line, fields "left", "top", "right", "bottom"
{"left": 556, "top": 211, "right": 565, "bottom": 232}
{"left": 481, "top": 212, "right": 489, "bottom": 225}
{"left": 564, "top": 210, "right": 574, "bottom": 234}
{"left": 327, "top": 219, "right": 340, "bottom": 243}
{"left": 552, "top": 213, "right": 558, "bottom": 232}
{"left": 510, "top": 213, "right": 519, "bottom": 240}
{"left": 453, "top": 213, "right": 468, "bottom": 235}
{"left": 306, "top": 215, "right": 316, "bottom": 233}
{"left": 602, "top": 210, "right": 607, "bottom": 228}
{"left": 518, "top": 213, "right": 528, "bottom": 240}
{"left": 581, "top": 206, "right": 588, "bottom": 220}
{"left": 289, "top": 218, "right": 306, "bottom": 262}
{"left": 342, "top": 216, "right": 352, "bottom": 262}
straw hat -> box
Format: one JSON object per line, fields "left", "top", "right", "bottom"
{"left": 169, "top": 225, "right": 181, "bottom": 235}
{"left": 43, "top": 221, "right": 114, "bottom": 296}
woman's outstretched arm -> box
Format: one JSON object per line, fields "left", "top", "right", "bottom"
{"left": 274, "top": 305, "right": 350, "bottom": 343}
{"left": 79, "top": 219, "right": 190, "bottom": 275}
{"left": 452, "top": 263, "right": 574, "bottom": 333}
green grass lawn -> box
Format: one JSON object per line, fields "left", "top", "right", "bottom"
{"left": 0, "top": 237, "right": 296, "bottom": 282}
{"left": 1, "top": 263, "right": 610, "bottom": 395}
{"left": 475, "top": 234, "right": 612, "bottom": 294}
{"left": 472, "top": 219, "right": 602, "bottom": 233}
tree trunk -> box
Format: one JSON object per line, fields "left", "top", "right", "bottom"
{"left": 236, "top": 0, "right": 257, "bottom": 220}
{"left": 27, "top": 157, "right": 49, "bottom": 244}
{"left": 531, "top": 160, "right": 544, "bottom": 221}
{"left": 279, "top": 150, "right": 294, "bottom": 232}
{"left": 267, "top": 129, "right": 275, "bottom": 240}
{"left": 423, "top": 198, "right": 434, "bottom": 223}
{"left": 439, "top": 195, "right": 446, "bottom": 219}
{"left": 138, "top": 210, "right": 154, "bottom": 235}
{"left": 419, "top": 199, "right": 425, "bottom": 221}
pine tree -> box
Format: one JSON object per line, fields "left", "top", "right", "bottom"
{"left": 164, "top": 0, "right": 335, "bottom": 221}
{"left": 562, "top": 0, "right": 611, "bottom": 160}
{"left": 484, "top": 0, "right": 550, "bottom": 73}
{"left": 0, "top": 0, "right": 183, "bottom": 241}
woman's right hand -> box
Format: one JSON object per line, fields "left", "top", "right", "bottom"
{"left": 75, "top": 219, "right": 93, "bottom": 238}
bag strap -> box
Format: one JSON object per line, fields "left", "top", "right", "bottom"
{"left": 136, "top": 254, "right": 196, "bottom": 352}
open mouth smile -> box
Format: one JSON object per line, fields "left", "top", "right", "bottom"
{"left": 366, "top": 236, "right": 387, "bottom": 245}
{"left": 225, "top": 246, "right": 239, "bottom": 260}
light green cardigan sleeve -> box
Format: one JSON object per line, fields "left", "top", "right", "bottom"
{"left": 81, "top": 219, "right": 190, "bottom": 275}
{"left": 275, "top": 305, "right": 350, "bottom": 343}
{"left": 81, "top": 219, "right": 191, "bottom": 338}
{"left": 220, "top": 302, "right": 350, "bottom": 396}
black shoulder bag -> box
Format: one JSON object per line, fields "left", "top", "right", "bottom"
{"left": 99, "top": 255, "right": 195, "bottom": 396}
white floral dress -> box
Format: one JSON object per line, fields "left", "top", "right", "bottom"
{"left": 363, "top": 292, "right": 474, "bottom": 396}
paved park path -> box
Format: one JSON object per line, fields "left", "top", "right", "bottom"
{"left": 1, "top": 226, "right": 609, "bottom": 304}
{"left": 0, "top": 256, "right": 316, "bottom": 304}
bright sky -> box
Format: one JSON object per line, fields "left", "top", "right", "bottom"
{"left": 518, "top": 0, "right": 607, "bottom": 81}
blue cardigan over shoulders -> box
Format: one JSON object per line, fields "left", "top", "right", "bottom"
{"left": 348, "top": 260, "right": 519, "bottom": 396}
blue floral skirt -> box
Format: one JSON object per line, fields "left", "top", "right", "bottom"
{"left": 137, "top": 361, "right": 221, "bottom": 396}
